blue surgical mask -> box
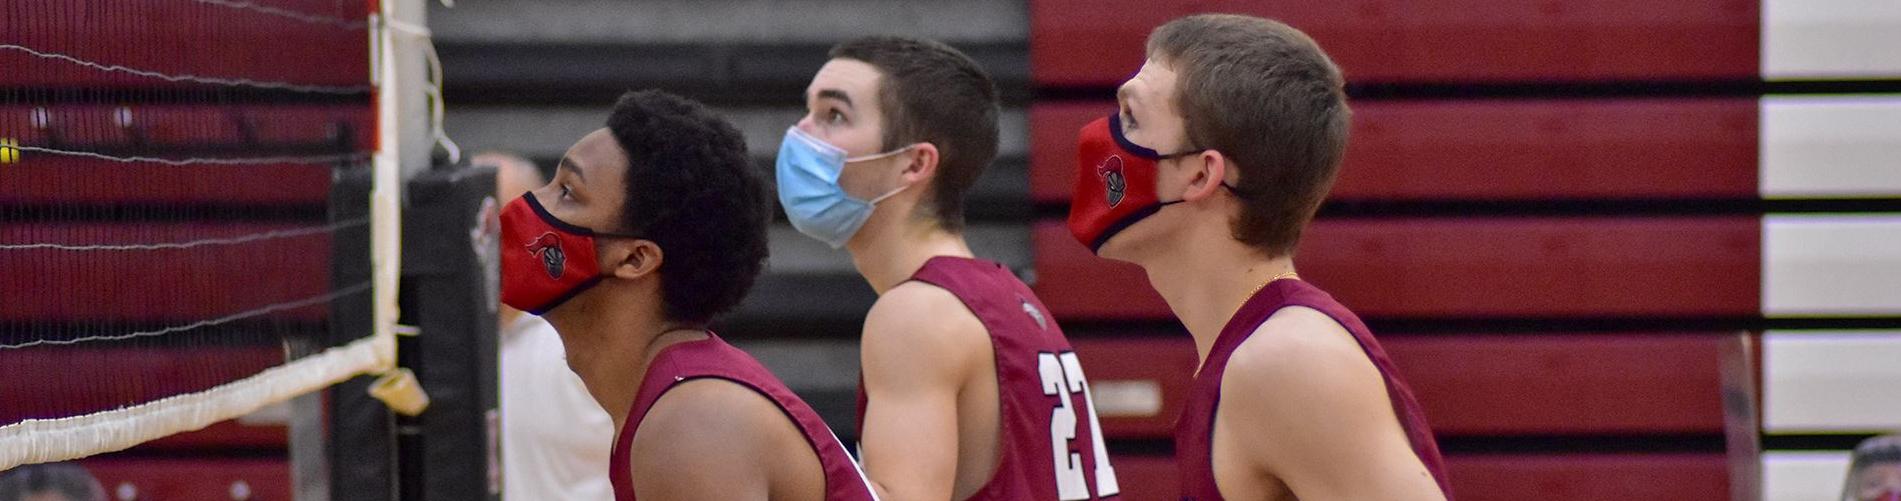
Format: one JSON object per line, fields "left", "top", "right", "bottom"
{"left": 775, "top": 126, "right": 913, "bottom": 248}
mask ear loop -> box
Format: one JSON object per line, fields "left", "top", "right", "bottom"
{"left": 846, "top": 143, "right": 922, "bottom": 205}
{"left": 867, "top": 183, "right": 910, "bottom": 205}
{"left": 843, "top": 143, "right": 916, "bottom": 163}
{"left": 1149, "top": 147, "right": 1249, "bottom": 204}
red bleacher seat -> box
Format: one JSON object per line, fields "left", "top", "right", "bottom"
{"left": 0, "top": 105, "right": 373, "bottom": 151}
{"left": 82, "top": 458, "right": 291, "bottom": 501}
{"left": 1105, "top": 454, "right": 1728, "bottom": 501}
{"left": 0, "top": 347, "right": 287, "bottom": 425}
{"left": 1446, "top": 453, "right": 1730, "bottom": 501}
{"left": 0, "top": 159, "right": 333, "bottom": 205}
{"left": 1033, "top": 217, "right": 1759, "bottom": 320}
{"left": 1384, "top": 334, "right": 1728, "bottom": 435}
{"left": 0, "top": 223, "right": 335, "bottom": 322}
{"left": 1029, "top": 99, "right": 1758, "bottom": 203}
{"left": 1106, "top": 454, "right": 1177, "bottom": 500}
{"left": 1071, "top": 336, "right": 1199, "bottom": 438}
{"left": 0, "top": 105, "right": 365, "bottom": 205}
{"left": 1073, "top": 333, "right": 1730, "bottom": 439}
{"left": 1030, "top": 0, "right": 1758, "bottom": 86}
{"left": 0, "top": 1, "right": 367, "bottom": 88}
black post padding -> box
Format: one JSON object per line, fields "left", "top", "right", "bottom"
{"left": 399, "top": 165, "right": 502, "bottom": 501}
{"left": 325, "top": 166, "right": 398, "bottom": 501}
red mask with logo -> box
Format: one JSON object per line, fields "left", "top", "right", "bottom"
{"left": 1067, "top": 114, "right": 1212, "bottom": 253}
{"left": 499, "top": 192, "right": 638, "bottom": 315}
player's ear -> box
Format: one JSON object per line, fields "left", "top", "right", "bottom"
{"left": 899, "top": 142, "right": 939, "bottom": 185}
{"left": 1176, "top": 150, "right": 1230, "bottom": 203}
{"left": 603, "top": 239, "right": 662, "bottom": 280}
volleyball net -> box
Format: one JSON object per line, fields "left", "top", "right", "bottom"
{"left": 0, "top": 0, "right": 414, "bottom": 469}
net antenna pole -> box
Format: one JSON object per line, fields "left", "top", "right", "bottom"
{"left": 363, "top": 0, "right": 438, "bottom": 418}
{"left": 370, "top": 0, "right": 405, "bottom": 373}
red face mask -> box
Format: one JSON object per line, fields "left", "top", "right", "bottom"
{"left": 1861, "top": 474, "right": 1901, "bottom": 501}
{"left": 500, "top": 192, "right": 638, "bottom": 315}
{"left": 1066, "top": 114, "right": 1213, "bottom": 253}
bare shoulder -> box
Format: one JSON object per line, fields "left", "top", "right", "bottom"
{"left": 1227, "top": 306, "right": 1375, "bottom": 387}
{"left": 861, "top": 281, "right": 989, "bottom": 371}
{"left": 865, "top": 281, "right": 984, "bottom": 339}
{"left": 1221, "top": 306, "right": 1391, "bottom": 427}
{"left": 628, "top": 379, "right": 805, "bottom": 497}
{"left": 635, "top": 378, "right": 789, "bottom": 435}
{"left": 1219, "top": 311, "right": 1445, "bottom": 499}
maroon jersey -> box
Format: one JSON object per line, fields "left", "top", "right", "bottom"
{"left": 1176, "top": 279, "right": 1452, "bottom": 500}
{"left": 857, "top": 256, "right": 1120, "bottom": 500}
{"left": 610, "top": 332, "right": 875, "bottom": 501}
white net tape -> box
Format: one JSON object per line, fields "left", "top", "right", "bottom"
{"left": 0, "top": 334, "right": 387, "bottom": 470}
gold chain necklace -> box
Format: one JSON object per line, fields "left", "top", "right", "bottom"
{"left": 1246, "top": 270, "right": 1301, "bottom": 300}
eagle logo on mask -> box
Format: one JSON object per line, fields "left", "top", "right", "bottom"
{"left": 1096, "top": 155, "right": 1126, "bottom": 208}
{"left": 526, "top": 232, "right": 565, "bottom": 279}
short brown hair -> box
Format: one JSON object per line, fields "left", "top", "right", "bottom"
{"left": 829, "top": 36, "right": 1000, "bottom": 233}
{"left": 1148, "top": 14, "right": 1350, "bottom": 257}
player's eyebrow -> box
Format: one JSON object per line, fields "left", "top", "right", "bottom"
{"left": 816, "top": 89, "right": 854, "bottom": 109}
{"left": 557, "top": 156, "right": 586, "bottom": 182}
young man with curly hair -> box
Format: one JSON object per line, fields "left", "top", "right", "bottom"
{"left": 501, "top": 90, "right": 874, "bottom": 501}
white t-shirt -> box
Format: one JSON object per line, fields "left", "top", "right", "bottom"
{"left": 501, "top": 314, "right": 615, "bottom": 501}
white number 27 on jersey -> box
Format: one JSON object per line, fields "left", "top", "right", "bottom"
{"left": 1039, "top": 352, "right": 1119, "bottom": 500}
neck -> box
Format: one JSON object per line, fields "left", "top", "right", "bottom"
{"left": 846, "top": 213, "right": 974, "bottom": 294}
{"left": 1137, "top": 239, "right": 1294, "bottom": 366}
{"left": 540, "top": 289, "right": 699, "bottom": 433}
{"left": 498, "top": 306, "right": 524, "bottom": 332}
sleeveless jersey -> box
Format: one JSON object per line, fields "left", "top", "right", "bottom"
{"left": 857, "top": 256, "right": 1120, "bottom": 500}
{"left": 1175, "top": 279, "right": 1452, "bottom": 500}
{"left": 610, "top": 333, "right": 876, "bottom": 501}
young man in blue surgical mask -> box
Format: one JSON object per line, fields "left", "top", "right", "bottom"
{"left": 778, "top": 36, "right": 1118, "bottom": 500}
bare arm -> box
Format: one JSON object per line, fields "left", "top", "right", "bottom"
{"left": 629, "top": 379, "right": 818, "bottom": 501}
{"left": 1224, "top": 307, "right": 1447, "bottom": 501}
{"left": 858, "top": 282, "right": 989, "bottom": 501}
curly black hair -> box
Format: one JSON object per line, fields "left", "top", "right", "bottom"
{"left": 604, "top": 90, "right": 770, "bottom": 325}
